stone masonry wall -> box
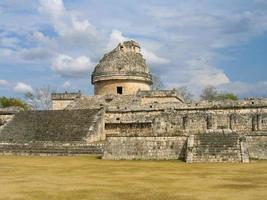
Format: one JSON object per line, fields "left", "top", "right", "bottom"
{"left": 51, "top": 92, "right": 81, "bottom": 110}
{"left": 103, "top": 136, "right": 187, "bottom": 160}
{"left": 52, "top": 99, "right": 75, "bottom": 110}
{"left": 105, "top": 122, "right": 152, "bottom": 137}
{"left": 94, "top": 79, "right": 150, "bottom": 96}
{"left": 103, "top": 100, "right": 267, "bottom": 161}
{"left": 105, "top": 107, "right": 267, "bottom": 136}
{"left": 246, "top": 135, "right": 267, "bottom": 159}
{"left": 85, "top": 109, "right": 106, "bottom": 143}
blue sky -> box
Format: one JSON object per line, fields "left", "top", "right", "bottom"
{"left": 0, "top": 0, "right": 267, "bottom": 98}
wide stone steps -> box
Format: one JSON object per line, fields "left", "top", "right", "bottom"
{"left": 0, "top": 109, "right": 104, "bottom": 156}
{"left": 0, "top": 143, "right": 104, "bottom": 156}
{"left": 187, "top": 132, "right": 242, "bottom": 163}
{"left": 0, "top": 109, "right": 100, "bottom": 142}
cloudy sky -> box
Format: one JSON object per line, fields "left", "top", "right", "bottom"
{"left": 0, "top": 0, "right": 267, "bottom": 98}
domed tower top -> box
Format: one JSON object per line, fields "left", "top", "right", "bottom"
{"left": 91, "top": 40, "right": 153, "bottom": 95}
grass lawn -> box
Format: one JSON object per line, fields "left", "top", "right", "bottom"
{"left": 0, "top": 156, "right": 266, "bottom": 200}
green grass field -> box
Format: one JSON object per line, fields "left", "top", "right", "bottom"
{"left": 0, "top": 155, "right": 266, "bottom": 200}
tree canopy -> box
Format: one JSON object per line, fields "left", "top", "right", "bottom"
{"left": 0, "top": 97, "right": 29, "bottom": 110}
{"left": 200, "top": 86, "right": 238, "bottom": 101}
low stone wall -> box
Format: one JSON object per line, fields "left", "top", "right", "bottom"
{"left": 102, "top": 136, "right": 187, "bottom": 160}
{"left": 246, "top": 135, "right": 267, "bottom": 159}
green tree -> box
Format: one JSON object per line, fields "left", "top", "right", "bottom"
{"left": 217, "top": 93, "right": 238, "bottom": 100}
{"left": 0, "top": 97, "right": 29, "bottom": 110}
{"left": 200, "top": 86, "right": 218, "bottom": 100}
{"left": 200, "top": 86, "right": 238, "bottom": 101}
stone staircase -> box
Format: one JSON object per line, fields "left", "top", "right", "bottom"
{"left": 186, "top": 132, "right": 246, "bottom": 163}
{"left": 0, "top": 109, "right": 104, "bottom": 155}
{"left": 0, "top": 142, "right": 104, "bottom": 156}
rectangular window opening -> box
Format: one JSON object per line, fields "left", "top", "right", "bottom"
{"left": 117, "top": 86, "right": 123, "bottom": 94}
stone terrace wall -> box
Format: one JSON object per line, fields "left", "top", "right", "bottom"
{"left": 103, "top": 136, "right": 187, "bottom": 160}
{"left": 105, "top": 106, "right": 267, "bottom": 136}
{"left": 103, "top": 99, "right": 267, "bottom": 161}
{"left": 246, "top": 134, "right": 267, "bottom": 159}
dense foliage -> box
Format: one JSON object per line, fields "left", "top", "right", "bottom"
{"left": 0, "top": 97, "right": 29, "bottom": 110}
{"left": 200, "top": 86, "right": 238, "bottom": 101}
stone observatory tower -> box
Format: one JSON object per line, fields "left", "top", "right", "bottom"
{"left": 91, "top": 40, "right": 153, "bottom": 95}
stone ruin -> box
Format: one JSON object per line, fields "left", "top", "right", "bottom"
{"left": 0, "top": 40, "right": 266, "bottom": 163}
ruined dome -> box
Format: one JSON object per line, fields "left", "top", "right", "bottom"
{"left": 91, "top": 40, "right": 152, "bottom": 85}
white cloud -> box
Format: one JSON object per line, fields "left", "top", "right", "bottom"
{"left": 186, "top": 55, "right": 230, "bottom": 87}
{"left": 39, "top": 0, "right": 98, "bottom": 46}
{"left": 14, "top": 82, "right": 33, "bottom": 93}
{"left": 107, "top": 29, "right": 170, "bottom": 64}
{"left": 219, "top": 81, "right": 267, "bottom": 97}
{"left": 20, "top": 47, "right": 54, "bottom": 61}
{"left": 141, "top": 48, "right": 170, "bottom": 64}
{"left": 143, "top": 6, "right": 267, "bottom": 90}
{"left": 31, "top": 31, "right": 57, "bottom": 49}
{"left": 62, "top": 81, "right": 71, "bottom": 88}
{"left": 0, "top": 80, "right": 8, "bottom": 86}
{"left": 106, "top": 30, "right": 129, "bottom": 51}
{"left": 0, "top": 36, "right": 19, "bottom": 48}
{"left": 0, "top": 48, "right": 14, "bottom": 57}
{"left": 16, "top": 31, "right": 58, "bottom": 62}
{"left": 147, "top": 6, "right": 177, "bottom": 19}
{"left": 1, "top": 0, "right": 267, "bottom": 97}
{"left": 52, "top": 54, "right": 94, "bottom": 77}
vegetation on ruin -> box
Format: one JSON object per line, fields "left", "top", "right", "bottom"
{"left": 0, "top": 97, "right": 29, "bottom": 110}
{"left": 0, "top": 155, "right": 266, "bottom": 200}
{"left": 201, "top": 86, "right": 238, "bottom": 101}
{"left": 176, "top": 86, "right": 194, "bottom": 102}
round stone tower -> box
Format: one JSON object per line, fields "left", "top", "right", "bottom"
{"left": 91, "top": 40, "right": 153, "bottom": 95}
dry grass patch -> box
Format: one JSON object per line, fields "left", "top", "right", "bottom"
{"left": 0, "top": 156, "right": 266, "bottom": 200}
